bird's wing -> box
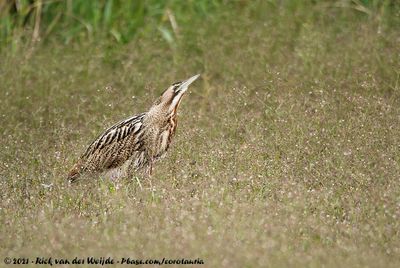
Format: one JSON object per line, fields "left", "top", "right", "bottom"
{"left": 81, "top": 112, "right": 146, "bottom": 159}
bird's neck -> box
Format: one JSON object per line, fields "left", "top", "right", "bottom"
{"left": 145, "top": 105, "right": 169, "bottom": 125}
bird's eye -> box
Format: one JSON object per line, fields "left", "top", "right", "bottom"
{"left": 172, "top": 81, "right": 182, "bottom": 87}
{"left": 173, "top": 84, "right": 183, "bottom": 92}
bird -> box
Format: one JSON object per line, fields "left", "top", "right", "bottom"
{"left": 67, "top": 74, "right": 200, "bottom": 183}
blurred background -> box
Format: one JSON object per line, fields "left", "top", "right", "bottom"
{"left": 0, "top": 0, "right": 398, "bottom": 50}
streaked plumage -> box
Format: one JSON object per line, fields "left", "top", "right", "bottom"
{"left": 67, "top": 74, "right": 200, "bottom": 182}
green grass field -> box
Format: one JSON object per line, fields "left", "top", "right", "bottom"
{"left": 1, "top": 1, "right": 399, "bottom": 267}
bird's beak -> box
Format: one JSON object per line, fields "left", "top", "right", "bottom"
{"left": 177, "top": 74, "right": 200, "bottom": 93}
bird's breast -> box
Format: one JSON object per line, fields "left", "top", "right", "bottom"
{"left": 157, "top": 130, "right": 170, "bottom": 155}
{"left": 154, "top": 115, "right": 177, "bottom": 158}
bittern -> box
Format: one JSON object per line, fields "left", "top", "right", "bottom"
{"left": 67, "top": 74, "right": 200, "bottom": 183}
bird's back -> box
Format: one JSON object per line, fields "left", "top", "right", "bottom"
{"left": 67, "top": 113, "right": 146, "bottom": 181}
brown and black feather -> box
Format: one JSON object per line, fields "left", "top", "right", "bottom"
{"left": 67, "top": 74, "right": 200, "bottom": 183}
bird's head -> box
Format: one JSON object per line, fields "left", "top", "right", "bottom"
{"left": 155, "top": 74, "right": 200, "bottom": 114}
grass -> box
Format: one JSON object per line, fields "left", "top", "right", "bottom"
{"left": 1, "top": 1, "right": 400, "bottom": 267}
{"left": 0, "top": 0, "right": 223, "bottom": 49}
